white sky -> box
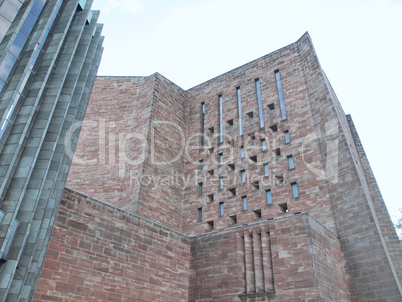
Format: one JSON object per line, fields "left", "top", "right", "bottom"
{"left": 91, "top": 0, "right": 402, "bottom": 222}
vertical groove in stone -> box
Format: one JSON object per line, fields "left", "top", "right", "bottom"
{"left": 262, "top": 231, "right": 274, "bottom": 291}
{"left": 238, "top": 233, "right": 246, "bottom": 293}
{"left": 253, "top": 229, "right": 264, "bottom": 292}
{"left": 244, "top": 232, "right": 255, "bottom": 293}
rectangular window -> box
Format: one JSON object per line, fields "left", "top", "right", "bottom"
{"left": 284, "top": 130, "right": 291, "bottom": 144}
{"left": 241, "top": 170, "right": 246, "bottom": 183}
{"left": 198, "top": 207, "right": 202, "bottom": 222}
{"left": 237, "top": 87, "right": 243, "bottom": 136}
{"left": 266, "top": 190, "right": 272, "bottom": 205}
{"left": 291, "top": 183, "right": 299, "bottom": 198}
{"left": 201, "top": 102, "right": 205, "bottom": 148}
{"left": 219, "top": 202, "right": 224, "bottom": 216}
{"left": 199, "top": 160, "right": 203, "bottom": 171}
{"left": 242, "top": 196, "right": 247, "bottom": 211}
{"left": 198, "top": 183, "right": 203, "bottom": 196}
{"left": 219, "top": 153, "right": 223, "bottom": 165}
{"left": 275, "top": 70, "right": 287, "bottom": 120}
{"left": 264, "top": 163, "right": 269, "bottom": 176}
{"left": 287, "top": 155, "right": 295, "bottom": 170}
{"left": 219, "top": 177, "right": 224, "bottom": 190}
{"left": 240, "top": 146, "right": 245, "bottom": 158}
{"left": 255, "top": 79, "right": 265, "bottom": 128}
{"left": 261, "top": 139, "right": 267, "bottom": 151}
{"left": 219, "top": 95, "right": 223, "bottom": 143}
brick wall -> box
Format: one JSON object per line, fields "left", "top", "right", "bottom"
{"left": 34, "top": 188, "right": 190, "bottom": 302}
{"left": 189, "top": 214, "right": 350, "bottom": 301}
{"left": 182, "top": 33, "right": 336, "bottom": 235}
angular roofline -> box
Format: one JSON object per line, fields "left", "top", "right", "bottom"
{"left": 186, "top": 31, "right": 311, "bottom": 92}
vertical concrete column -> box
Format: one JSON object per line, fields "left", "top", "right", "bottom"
{"left": 261, "top": 231, "right": 274, "bottom": 291}
{"left": 253, "top": 229, "right": 265, "bottom": 292}
{"left": 244, "top": 231, "right": 255, "bottom": 293}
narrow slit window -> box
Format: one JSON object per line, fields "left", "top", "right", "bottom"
{"left": 201, "top": 102, "right": 205, "bottom": 148}
{"left": 255, "top": 79, "right": 265, "bottom": 128}
{"left": 198, "top": 183, "right": 203, "bottom": 196}
{"left": 199, "top": 160, "right": 203, "bottom": 171}
{"left": 287, "top": 155, "right": 295, "bottom": 170}
{"left": 219, "top": 95, "right": 223, "bottom": 143}
{"left": 261, "top": 139, "right": 267, "bottom": 151}
{"left": 219, "top": 153, "right": 223, "bottom": 165}
{"left": 291, "top": 183, "right": 299, "bottom": 198}
{"left": 237, "top": 87, "right": 243, "bottom": 135}
{"left": 241, "top": 170, "right": 246, "bottom": 183}
{"left": 264, "top": 163, "right": 269, "bottom": 176}
{"left": 219, "top": 177, "right": 224, "bottom": 190}
{"left": 266, "top": 190, "right": 272, "bottom": 205}
{"left": 240, "top": 146, "right": 245, "bottom": 158}
{"left": 284, "top": 130, "right": 291, "bottom": 144}
{"left": 275, "top": 70, "right": 287, "bottom": 120}
{"left": 198, "top": 208, "right": 202, "bottom": 222}
{"left": 219, "top": 202, "right": 224, "bottom": 216}
{"left": 242, "top": 196, "right": 247, "bottom": 211}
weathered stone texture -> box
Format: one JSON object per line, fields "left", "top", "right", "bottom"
{"left": 38, "top": 32, "right": 402, "bottom": 301}
{"left": 34, "top": 188, "right": 191, "bottom": 302}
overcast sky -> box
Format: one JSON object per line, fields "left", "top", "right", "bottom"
{"left": 91, "top": 0, "right": 402, "bottom": 222}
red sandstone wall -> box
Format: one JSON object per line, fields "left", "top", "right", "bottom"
{"left": 66, "top": 76, "right": 151, "bottom": 212}
{"left": 189, "top": 214, "right": 350, "bottom": 301}
{"left": 136, "top": 74, "right": 189, "bottom": 229}
{"left": 66, "top": 74, "right": 190, "bottom": 229}
{"left": 183, "top": 34, "right": 336, "bottom": 235}
{"left": 34, "top": 188, "right": 190, "bottom": 302}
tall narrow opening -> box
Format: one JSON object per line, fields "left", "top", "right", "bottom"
{"left": 255, "top": 79, "right": 264, "bottom": 128}
{"left": 219, "top": 95, "right": 223, "bottom": 143}
{"left": 275, "top": 70, "right": 287, "bottom": 120}
{"left": 237, "top": 87, "right": 243, "bottom": 136}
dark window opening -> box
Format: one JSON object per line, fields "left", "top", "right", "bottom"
{"left": 279, "top": 203, "right": 288, "bottom": 213}
{"left": 228, "top": 163, "right": 235, "bottom": 171}
{"left": 250, "top": 155, "right": 257, "bottom": 162}
{"left": 274, "top": 148, "right": 281, "bottom": 156}
{"left": 228, "top": 188, "right": 236, "bottom": 196}
{"left": 269, "top": 124, "right": 278, "bottom": 132}
{"left": 229, "top": 215, "right": 237, "bottom": 225}
{"left": 207, "top": 194, "right": 214, "bottom": 203}
{"left": 267, "top": 103, "right": 275, "bottom": 110}
{"left": 275, "top": 175, "right": 284, "bottom": 185}
{"left": 253, "top": 209, "right": 262, "bottom": 219}
{"left": 207, "top": 221, "right": 214, "bottom": 230}
{"left": 247, "top": 111, "right": 254, "bottom": 118}
{"left": 227, "top": 119, "right": 234, "bottom": 125}
{"left": 252, "top": 181, "right": 260, "bottom": 190}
